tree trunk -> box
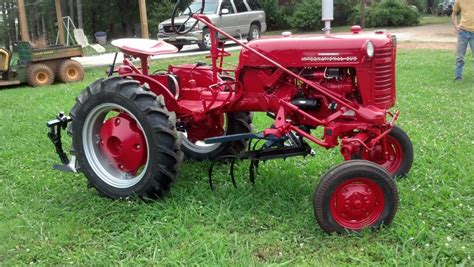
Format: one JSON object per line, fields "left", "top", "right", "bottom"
{"left": 42, "top": 15, "right": 47, "bottom": 42}
{"left": 360, "top": 0, "right": 366, "bottom": 28}
{"left": 77, "top": 0, "right": 83, "bottom": 29}
{"left": 69, "top": 0, "right": 75, "bottom": 25}
{"left": 8, "top": 2, "right": 17, "bottom": 49}
{"left": 2, "top": 2, "right": 9, "bottom": 49}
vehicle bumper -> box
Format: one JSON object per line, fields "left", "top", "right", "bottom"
{"left": 158, "top": 30, "right": 204, "bottom": 45}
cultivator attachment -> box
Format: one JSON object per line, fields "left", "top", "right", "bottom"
{"left": 46, "top": 112, "right": 78, "bottom": 173}
{"left": 206, "top": 131, "right": 314, "bottom": 190}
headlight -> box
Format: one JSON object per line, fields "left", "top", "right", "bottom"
{"left": 158, "top": 24, "right": 163, "bottom": 31}
{"left": 366, "top": 41, "right": 374, "bottom": 58}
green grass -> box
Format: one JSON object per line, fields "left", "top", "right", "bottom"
{"left": 419, "top": 15, "right": 451, "bottom": 26}
{"left": 0, "top": 50, "right": 473, "bottom": 265}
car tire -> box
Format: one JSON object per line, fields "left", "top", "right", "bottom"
{"left": 198, "top": 28, "right": 213, "bottom": 51}
{"left": 247, "top": 24, "right": 261, "bottom": 42}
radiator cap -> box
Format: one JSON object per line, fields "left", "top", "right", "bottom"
{"left": 350, "top": 25, "right": 362, "bottom": 34}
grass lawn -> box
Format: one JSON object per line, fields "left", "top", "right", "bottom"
{"left": 0, "top": 49, "right": 472, "bottom": 265}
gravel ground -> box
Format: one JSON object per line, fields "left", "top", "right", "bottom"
{"left": 390, "top": 22, "right": 457, "bottom": 50}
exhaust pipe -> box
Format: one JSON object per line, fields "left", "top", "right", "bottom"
{"left": 322, "top": 0, "right": 333, "bottom": 37}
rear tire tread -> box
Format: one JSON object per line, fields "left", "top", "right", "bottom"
{"left": 70, "top": 77, "right": 182, "bottom": 199}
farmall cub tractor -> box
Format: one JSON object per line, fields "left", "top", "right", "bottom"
{"left": 47, "top": 0, "right": 413, "bottom": 233}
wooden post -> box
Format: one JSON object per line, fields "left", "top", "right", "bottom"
{"left": 138, "top": 0, "right": 149, "bottom": 39}
{"left": 55, "top": 0, "right": 65, "bottom": 44}
{"left": 17, "top": 0, "right": 29, "bottom": 42}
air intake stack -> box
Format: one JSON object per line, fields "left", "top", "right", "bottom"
{"left": 322, "top": 0, "right": 334, "bottom": 37}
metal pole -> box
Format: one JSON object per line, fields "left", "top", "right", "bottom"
{"left": 17, "top": 0, "right": 29, "bottom": 42}
{"left": 55, "top": 0, "right": 65, "bottom": 44}
{"left": 138, "top": 0, "right": 149, "bottom": 39}
{"left": 321, "top": 0, "right": 334, "bottom": 37}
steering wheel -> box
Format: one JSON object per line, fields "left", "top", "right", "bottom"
{"left": 171, "top": 0, "right": 205, "bottom": 35}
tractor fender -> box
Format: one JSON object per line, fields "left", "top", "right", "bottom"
{"left": 126, "top": 73, "right": 178, "bottom": 111}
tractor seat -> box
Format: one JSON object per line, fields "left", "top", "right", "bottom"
{"left": 111, "top": 38, "right": 178, "bottom": 57}
{"left": 0, "top": 47, "right": 11, "bottom": 72}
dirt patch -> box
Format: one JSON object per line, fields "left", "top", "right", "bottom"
{"left": 390, "top": 22, "right": 457, "bottom": 50}
{"left": 398, "top": 42, "right": 456, "bottom": 50}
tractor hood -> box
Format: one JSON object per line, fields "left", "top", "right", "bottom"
{"left": 239, "top": 31, "right": 396, "bottom": 68}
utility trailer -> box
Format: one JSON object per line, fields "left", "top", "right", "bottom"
{"left": 0, "top": 42, "right": 84, "bottom": 88}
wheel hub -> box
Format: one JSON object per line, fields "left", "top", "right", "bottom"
{"left": 98, "top": 113, "right": 147, "bottom": 174}
{"left": 68, "top": 68, "right": 77, "bottom": 79}
{"left": 330, "top": 178, "right": 384, "bottom": 229}
{"left": 364, "top": 136, "right": 403, "bottom": 173}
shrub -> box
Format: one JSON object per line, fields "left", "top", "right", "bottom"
{"left": 365, "top": 0, "right": 420, "bottom": 27}
{"left": 334, "top": 0, "right": 359, "bottom": 26}
{"left": 288, "top": 0, "right": 322, "bottom": 31}
{"left": 261, "top": 0, "right": 293, "bottom": 30}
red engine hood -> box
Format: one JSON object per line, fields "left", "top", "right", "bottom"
{"left": 239, "top": 32, "right": 395, "bottom": 68}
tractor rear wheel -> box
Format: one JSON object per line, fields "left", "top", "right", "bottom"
{"left": 70, "top": 77, "right": 182, "bottom": 199}
{"left": 313, "top": 160, "right": 398, "bottom": 233}
{"left": 180, "top": 112, "right": 252, "bottom": 160}
{"left": 57, "top": 59, "right": 84, "bottom": 83}
{"left": 352, "top": 126, "right": 413, "bottom": 177}
{"left": 26, "top": 63, "right": 54, "bottom": 87}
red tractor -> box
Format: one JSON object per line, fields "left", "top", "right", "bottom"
{"left": 47, "top": 0, "right": 413, "bottom": 233}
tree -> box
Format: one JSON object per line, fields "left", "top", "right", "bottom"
{"left": 77, "top": 0, "right": 83, "bottom": 28}
{"left": 360, "top": 0, "right": 366, "bottom": 28}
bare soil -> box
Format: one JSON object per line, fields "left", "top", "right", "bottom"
{"left": 389, "top": 22, "right": 457, "bottom": 50}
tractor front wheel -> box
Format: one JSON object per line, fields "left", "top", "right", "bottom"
{"left": 70, "top": 77, "right": 182, "bottom": 199}
{"left": 352, "top": 126, "right": 413, "bottom": 177}
{"left": 26, "top": 63, "right": 54, "bottom": 87}
{"left": 57, "top": 59, "right": 84, "bottom": 83}
{"left": 314, "top": 160, "right": 398, "bottom": 233}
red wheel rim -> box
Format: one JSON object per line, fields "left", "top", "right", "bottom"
{"left": 362, "top": 135, "right": 403, "bottom": 174}
{"left": 329, "top": 178, "right": 385, "bottom": 230}
{"left": 98, "top": 113, "right": 147, "bottom": 174}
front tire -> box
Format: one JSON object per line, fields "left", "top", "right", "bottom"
{"left": 314, "top": 160, "right": 398, "bottom": 233}
{"left": 198, "top": 28, "right": 212, "bottom": 50}
{"left": 353, "top": 126, "right": 413, "bottom": 177}
{"left": 247, "top": 24, "right": 261, "bottom": 41}
{"left": 70, "top": 77, "right": 182, "bottom": 199}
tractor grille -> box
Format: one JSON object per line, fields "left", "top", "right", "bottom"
{"left": 373, "top": 46, "right": 395, "bottom": 108}
{"left": 163, "top": 25, "right": 184, "bottom": 33}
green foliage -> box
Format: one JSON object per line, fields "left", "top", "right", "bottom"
{"left": 366, "top": 0, "right": 420, "bottom": 27}
{"left": 407, "top": 0, "right": 427, "bottom": 12}
{"left": 333, "top": 0, "right": 359, "bottom": 26}
{"left": 148, "top": 0, "right": 175, "bottom": 36}
{"left": 260, "top": 0, "right": 293, "bottom": 30}
{"left": 289, "top": 0, "right": 322, "bottom": 31}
